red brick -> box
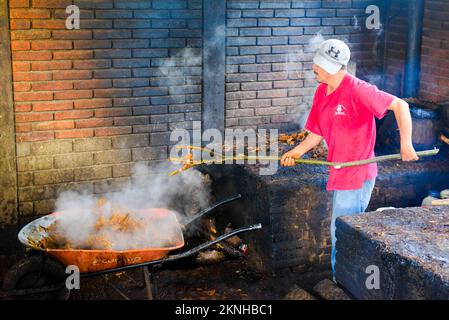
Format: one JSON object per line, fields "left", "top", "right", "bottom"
{"left": 17, "top": 132, "right": 54, "bottom": 142}
{"left": 11, "top": 40, "right": 30, "bottom": 51}
{"left": 420, "top": 81, "right": 438, "bottom": 92}
{"left": 54, "top": 90, "right": 93, "bottom": 100}
{"left": 14, "top": 82, "right": 31, "bottom": 92}
{"left": 52, "top": 30, "right": 93, "bottom": 40}
{"left": 32, "top": 60, "right": 72, "bottom": 71}
{"left": 426, "top": 92, "right": 445, "bottom": 103}
{"left": 422, "top": 47, "right": 449, "bottom": 59}
{"left": 13, "top": 71, "right": 51, "bottom": 81}
{"left": 74, "top": 99, "right": 112, "bottom": 109}
{"left": 15, "top": 102, "right": 32, "bottom": 112}
{"left": 33, "top": 101, "right": 73, "bottom": 111}
{"left": 9, "top": 0, "right": 30, "bottom": 8}
{"left": 94, "top": 88, "right": 131, "bottom": 98}
{"left": 422, "top": 37, "right": 442, "bottom": 48}
{"left": 73, "top": 79, "right": 111, "bottom": 89}
{"left": 73, "top": 60, "right": 111, "bottom": 69}
{"left": 31, "top": 0, "right": 72, "bottom": 8}
{"left": 32, "top": 81, "right": 73, "bottom": 91}
{"left": 95, "top": 108, "right": 132, "bottom": 118}
{"left": 442, "top": 40, "right": 449, "bottom": 50}
{"left": 53, "top": 70, "right": 92, "bottom": 80}
{"left": 113, "top": 116, "right": 148, "bottom": 126}
{"left": 55, "top": 129, "right": 94, "bottom": 139}
{"left": 16, "top": 112, "right": 53, "bottom": 123}
{"left": 31, "top": 40, "right": 73, "bottom": 50}
{"left": 75, "top": 118, "right": 113, "bottom": 128}
{"left": 32, "top": 19, "right": 66, "bottom": 29}
{"left": 95, "top": 126, "right": 132, "bottom": 136}
{"left": 11, "top": 30, "right": 50, "bottom": 40}
{"left": 14, "top": 91, "right": 53, "bottom": 102}
{"left": 53, "top": 50, "right": 93, "bottom": 60}
{"left": 73, "top": 40, "right": 111, "bottom": 50}
{"left": 12, "top": 62, "right": 30, "bottom": 72}
{"left": 16, "top": 123, "right": 32, "bottom": 132}
{"left": 34, "top": 120, "right": 75, "bottom": 131}
{"left": 438, "top": 78, "right": 449, "bottom": 88}
{"left": 10, "top": 9, "right": 50, "bottom": 19}
{"left": 54, "top": 110, "right": 93, "bottom": 120}
{"left": 13, "top": 51, "right": 52, "bottom": 61}
{"left": 10, "top": 19, "right": 31, "bottom": 30}
{"left": 421, "top": 62, "right": 449, "bottom": 77}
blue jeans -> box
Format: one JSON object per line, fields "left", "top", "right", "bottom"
{"left": 331, "top": 179, "right": 376, "bottom": 278}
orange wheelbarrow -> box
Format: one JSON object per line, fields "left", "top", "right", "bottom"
{"left": 1, "top": 194, "right": 262, "bottom": 300}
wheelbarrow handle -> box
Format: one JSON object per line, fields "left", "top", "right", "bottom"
{"left": 182, "top": 193, "right": 242, "bottom": 227}
{"left": 163, "top": 223, "right": 262, "bottom": 263}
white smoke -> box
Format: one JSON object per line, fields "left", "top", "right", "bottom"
{"left": 353, "top": 15, "right": 362, "bottom": 31}
{"left": 307, "top": 32, "right": 325, "bottom": 52}
{"left": 158, "top": 47, "right": 202, "bottom": 86}
{"left": 365, "top": 74, "right": 382, "bottom": 86}
{"left": 283, "top": 32, "right": 326, "bottom": 128}
{"left": 53, "top": 163, "right": 211, "bottom": 250}
{"left": 158, "top": 24, "right": 225, "bottom": 87}
{"left": 292, "top": 104, "right": 310, "bottom": 129}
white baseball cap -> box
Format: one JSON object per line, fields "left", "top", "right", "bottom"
{"left": 313, "top": 39, "right": 351, "bottom": 75}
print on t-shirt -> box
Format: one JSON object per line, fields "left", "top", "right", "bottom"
{"left": 334, "top": 104, "right": 346, "bottom": 116}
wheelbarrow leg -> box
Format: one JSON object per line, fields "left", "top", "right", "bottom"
{"left": 142, "top": 266, "right": 153, "bottom": 300}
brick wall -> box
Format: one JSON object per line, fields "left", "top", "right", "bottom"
{"left": 8, "top": 0, "right": 387, "bottom": 218}
{"left": 224, "top": 0, "right": 383, "bottom": 130}
{"left": 420, "top": 0, "right": 449, "bottom": 102}
{"left": 10, "top": 0, "right": 202, "bottom": 217}
{"left": 382, "top": 0, "right": 407, "bottom": 96}
{"left": 383, "top": 0, "right": 449, "bottom": 103}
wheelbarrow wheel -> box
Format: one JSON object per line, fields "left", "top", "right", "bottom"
{"left": 2, "top": 255, "right": 70, "bottom": 300}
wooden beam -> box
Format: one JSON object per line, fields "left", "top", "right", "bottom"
{"left": 202, "top": 0, "right": 226, "bottom": 134}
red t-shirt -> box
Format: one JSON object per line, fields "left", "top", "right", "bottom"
{"left": 304, "top": 73, "right": 395, "bottom": 191}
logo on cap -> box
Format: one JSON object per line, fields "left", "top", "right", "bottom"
{"left": 326, "top": 46, "right": 341, "bottom": 59}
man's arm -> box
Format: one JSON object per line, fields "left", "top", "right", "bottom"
{"left": 387, "top": 98, "right": 419, "bottom": 161}
{"left": 280, "top": 132, "right": 323, "bottom": 166}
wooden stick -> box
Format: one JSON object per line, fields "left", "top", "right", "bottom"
{"left": 169, "top": 148, "right": 439, "bottom": 174}
{"left": 332, "top": 149, "right": 440, "bottom": 169}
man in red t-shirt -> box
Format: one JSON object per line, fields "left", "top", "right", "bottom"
{"left": 280, "top": 39, "right": 419, "bottom": 279}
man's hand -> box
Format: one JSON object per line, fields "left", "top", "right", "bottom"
{"left": 388, "top": 98, "right": 419, "bottom": 162}
{"left": 280, "top": 148, "right": 303, "bottom": 166}
{"left": 401, "top": 142, "right": 419, "bottom": 161}
{"left": 280, "top": 132, "right": 323, "bottom": 167}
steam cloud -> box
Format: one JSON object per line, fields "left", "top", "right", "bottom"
{"left": 52, "top": 163, "right": 211, "bottom": 250}
{"left": 284, "top": 32, "right": 326, "bottom": 129}
{"left": 158, "top": 47, "right": 202, "bottom": 86}
{"left": 157, "top": 24, "right": 225, "bottom": 90}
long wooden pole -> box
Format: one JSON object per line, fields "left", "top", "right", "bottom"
{"left": 169, "top": 148, "right": 440, "bottom": 176}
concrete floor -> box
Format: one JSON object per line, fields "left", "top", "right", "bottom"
{"left": 69, "top": 258, "right": 296, "bottom": 300}
{"left": 1, "top": 253, "right": 330, "bottom": 300}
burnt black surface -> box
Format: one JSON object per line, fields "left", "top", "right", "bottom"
{"left": 336, "top": 206, "right": 449, "bottom": 299}
{"left": 199, "top": 150, "right": 449, "bottom": 280}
